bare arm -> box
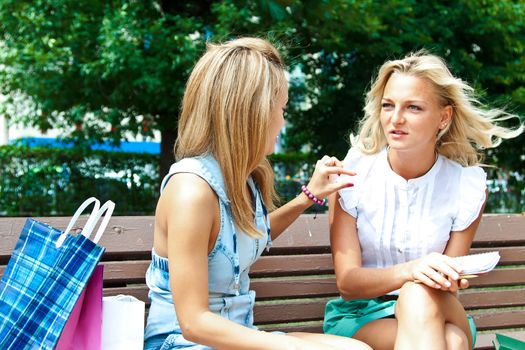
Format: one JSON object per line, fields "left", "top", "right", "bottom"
{"left": 160, "top": 174, "right": 345, "bottom": 350}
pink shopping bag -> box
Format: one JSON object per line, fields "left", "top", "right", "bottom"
{"left": 56, "top": 264, "right": 104, "bottom": 350}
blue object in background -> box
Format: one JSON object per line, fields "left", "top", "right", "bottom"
{"left": 10, "top": 137, "right": 160, "bottom": 155}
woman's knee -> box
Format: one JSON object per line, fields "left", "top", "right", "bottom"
{"left": 396, "top": 282, "right": 442, "bottom": 321}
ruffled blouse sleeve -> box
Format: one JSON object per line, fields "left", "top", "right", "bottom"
{"left": 451, "top": 166, "right": 487, "bottom": 232}
{"left": 336, "top": 148, "right": 365, "bottom": 218}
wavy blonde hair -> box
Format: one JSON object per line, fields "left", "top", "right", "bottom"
{"left": 175, "top": 37, "right": 286, "bottom": 238}
{"left": 353, "top": 51, "right": 523, "bottom": 166}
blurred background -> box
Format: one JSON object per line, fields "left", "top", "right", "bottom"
{"left": 0, "top": 0, "right": 523, "bottom": 216}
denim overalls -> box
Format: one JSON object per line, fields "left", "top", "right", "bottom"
{"left": 144, "top": 155, "right": 272, "bottom": 350}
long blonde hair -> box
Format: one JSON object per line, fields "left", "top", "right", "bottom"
{"left": 354, "top": 51, "right": 523, "bottom": 166}
{"left": 175, "top": 37, "right": 286, "bottom": 238}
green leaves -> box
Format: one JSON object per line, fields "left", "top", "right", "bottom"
{"left": 0, "top": 0, "right": 523, "bottom": 212}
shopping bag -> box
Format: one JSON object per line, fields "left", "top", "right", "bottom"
{"left": 101, "top": 295, "right": 146, "bottom": 350}
{"left": 0, "top": 198, "right": 114, "bottom": 350}
{"left": 493, "top": 333, "right": 525, "bottom": 350}
{"left": 56, "top": 264, "right": 104, "bottom": 350}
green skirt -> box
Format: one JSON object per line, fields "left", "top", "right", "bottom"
{"left": 323, "top": 297, "right": 477, "bottom": 348}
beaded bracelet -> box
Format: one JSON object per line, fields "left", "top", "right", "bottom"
{"left": 301, "top": 185, "right": 326, "bottom": 206}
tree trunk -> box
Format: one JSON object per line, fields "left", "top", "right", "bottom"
{"left": 160, "top": 127, "right": 177, "bottom": 182}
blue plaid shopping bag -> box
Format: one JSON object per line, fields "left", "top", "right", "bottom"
{"left": 0, "top": 198, "right": 114, "bottom": 350}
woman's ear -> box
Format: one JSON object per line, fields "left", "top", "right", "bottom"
{"left": 440, "top": 105, "right": 453, "bottom": 129}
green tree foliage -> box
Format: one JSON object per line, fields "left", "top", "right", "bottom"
{"left": 280, "top": 0, "right": 525, "bottom": 157}
{"left": 0, "top": 0, "right": 205, "bottom": 175}
{"left": 1, "top": 0, "right": 524, "bottom": 212}
{"left": 279, "top": 0, "right": 525, "bottom": 212}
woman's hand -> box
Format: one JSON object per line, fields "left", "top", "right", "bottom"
{"left": 407, "top": 252, "right": 463, "bottom": 290}
{"left": 442, "top": 277, "right": 470, "bottom": 293}
{"left": 305, "top": 155, "right": 355, "bottom": 200}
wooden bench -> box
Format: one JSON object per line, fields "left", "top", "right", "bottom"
{"left": 1, "top": 213, "right": 524, "bottom": 349}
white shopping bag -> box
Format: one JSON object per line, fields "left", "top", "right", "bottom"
{"left": 101, "top": 295, "right": 145, "bottom": 350}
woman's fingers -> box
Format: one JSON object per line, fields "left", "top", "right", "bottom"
{"left": 423, "top": 265, "right": 451, "bottom": 288}
{"left": 325, "top": 167, "right": 356, "bottom": 177}
{"left": 459, "top": 278, "right": 470, "bottom": 289}
{"left": 428, "top": 258, "right": 460, "bottom": 281}
{"left": 446, "top": 278, "right": 459, "bottom": 293}
{"left": 320, "top": 156, "right": 339, "bottom": 166}
{"left": 440, "top": 255, "right": 463, "bottom": 274}
{"left": 413, "top": 271, "right": 440, "bottom": 288}
{"left": 308, "top": 156, "right": 355, "bottom": 198}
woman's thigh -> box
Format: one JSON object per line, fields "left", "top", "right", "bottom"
{"left": 353, "top": 318, "right": 398, "bottom": 350}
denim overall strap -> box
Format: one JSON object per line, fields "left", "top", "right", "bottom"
{"left": 249, "top": 179, "right": 272, "bottom": 250}
{"left": 226, "top": 176, "right": 272, "bottom": 295}
{"left": 227, "top": 209, "right": 241, "bottom": 295}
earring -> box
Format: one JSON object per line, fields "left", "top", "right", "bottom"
{"left": 441, "top": 123, "right": 448, "bottom": 129}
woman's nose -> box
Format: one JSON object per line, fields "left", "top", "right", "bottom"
{"left": 391, "top": 108, "right": 404, "bottom": 124}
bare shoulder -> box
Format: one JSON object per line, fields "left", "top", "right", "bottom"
{"left": 160, "top": 172, "right": 218, "bottom": 207}
{"left": 154, "top": 173, "right": 220, "bottom": 256}
{"left": 156, "top": 173, "right": 219, "bottom": 228}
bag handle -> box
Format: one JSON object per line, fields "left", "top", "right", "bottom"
{"left": 90, "top": 200, "right": 115, "bottom": 244}
{"left": 56, "top": 197, "right": 101, "bottom": 248}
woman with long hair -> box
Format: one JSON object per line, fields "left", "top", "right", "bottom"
{"left": 324, "top": 51, "right": 522, "bottom": 350}
{"left": 143, "top": 37, "right": 370, "bottom": 350}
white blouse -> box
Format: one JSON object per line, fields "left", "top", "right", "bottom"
{"left": 337, "top": 148, "right": 487, "bottom": 269}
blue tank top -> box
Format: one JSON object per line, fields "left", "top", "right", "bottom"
{"left": 144, "top": 154, "right": 272, "bottom": 349}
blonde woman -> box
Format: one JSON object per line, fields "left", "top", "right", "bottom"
{"left": 143, "top": 37, "right": 369, "bottom": 350}
{"left": 324, "top": 52, "right": 522, "bottom": 350}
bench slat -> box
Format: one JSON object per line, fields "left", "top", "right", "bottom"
{"left": 257, "top": 321, "right": 323, "bottom": 333}
{"left": 254, "top": 299, "right": 329, "bottom": 324}
{"left": 101, "top": 261, "right": 150, "bottom": 284}
{"left": 473, "top": 214, "right": 525, "bottom": 245}
{"left": 467, "top": 267, "right": 525, "bottom": 287}
{"left": 473, "top": 309, "right": 525, "bottom": 330}
{"left": 0, "top": 216, "right": 156, "bottom": 258}
{"left": 251, "top": 254, "right": 334, "bottom": 276}
{"left": 459, "top": 289, "right": 525, "bottom": 309}
{"left": 470, "top": 246, "right": 525, "bottom": 265}
{"left": 252, "top": 277, "right": 337, "bottom": 299}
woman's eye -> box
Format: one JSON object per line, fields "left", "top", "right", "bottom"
{"left": 408, "top": 105, "right": 422, "bottom": 111}
{"left": 381, "top": 103, "right": 393, "bottom": 109}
